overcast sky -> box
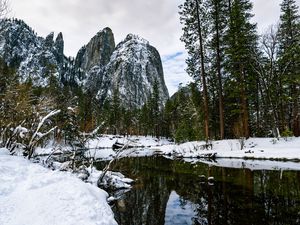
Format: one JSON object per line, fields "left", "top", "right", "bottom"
{"left": 10, "top": 0, "right": 300, "bottom": 95}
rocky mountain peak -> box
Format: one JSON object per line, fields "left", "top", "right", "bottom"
{"left": 55, "top": 32, "right": 64, "bottom": 53}
{"left": 103, "top": 33, "right": 169, "bottom": 107}
{"left": 75, "top": 27, "right": 115, "bottom": 73}
{"left": 0, "top": 19, "right": 169, "bottom": 108}
{"left": 124, "top": 34, "right": 149, "bottom": 45}
{"left": 54, "top": 32, "right": 64, "bottom": 63}
{"left": 0, "top": 19, "right": 68, "bottom": 86}
{"left": 45, "top": 32, "right": 54, "bottom": 47}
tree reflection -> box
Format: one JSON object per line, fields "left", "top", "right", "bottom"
{"left": 96, "top": 157, "right": 300, "bottom": 225}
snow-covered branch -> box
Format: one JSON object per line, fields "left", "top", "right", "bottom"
{"left": 26, "top": 109, "right": 61, "bottom": 159}
{"left": 29, "top": 110, "right": 61, "bottom": 147}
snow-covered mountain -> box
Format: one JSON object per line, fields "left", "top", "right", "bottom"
{"left": 0, "top": 19, "right": 67, "bottom": 86}
{"left": 104, "top": 34, "right": 169, "bottom": 107}
{"left": 0, "top": 18, "right": 169, "bottom": 107}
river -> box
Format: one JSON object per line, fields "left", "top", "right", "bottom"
{"left": 95, "top": 156, "right": 300, "bottom": 225}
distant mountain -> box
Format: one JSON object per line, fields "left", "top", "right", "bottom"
{"left": 0, "top": 19, "right": 67, "bottom": 86}
{"left": 0, "top": 18, "right": 169, "bottom": 107}
{"left": 100, "top": 34, "right": 169, "bottom": 107}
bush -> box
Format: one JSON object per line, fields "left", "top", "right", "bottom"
{"left": 282, "top": 128, "right": 293, "bottom": 141}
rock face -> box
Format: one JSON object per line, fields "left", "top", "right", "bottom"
{"left": 0, "top": 18, "right": 169, "bottom": 107}
{"left": 75, "top": 27, "right": 115, "bottom": 72}
{"left": 0, "top": 19, "right": 66, "bottom": 86}
{"left": 103, "top": 34, "right": 169, "bottom": 107}
{"left": 73, "top": 27, "right": 115, "bottom": 94}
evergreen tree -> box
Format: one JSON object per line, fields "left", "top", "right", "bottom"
{"left": 179, "top": 0, "right": 210, "bottom": 141}
{"left": 278, "top": 0, "right": 300, "bottom": 136}
{"left": 206, "top": 0, "right": 228, "bottom": 139}
{"left": 224, "top": 0, "right": 258, "bottom": 138}
{"left": 110, "top": 88, "right": 121, "bottom": 135}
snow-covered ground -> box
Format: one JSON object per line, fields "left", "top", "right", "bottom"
{"left": 155, "top": 137, "right": 300, "bottom": 161}
{"left": 35, "top": 134, "right": 172, "bottom": 159}
{"left": 183, "top": 158, "right": 300, "bottom": 171}
{"left": 85, "top": 136, "right": 300, "bottom": 164}
{"left": 71, "top": 136, "right": 300, "bottom": 164}
{"left": 1, "top": 136, "right": 300, "bottom": 225}
{"left": 86, "top": 134, "right": 172, "bottom": 149}
{"left": 85, "top": 135, "right": 173, "bottom": 160}
{"left": 0, "top": 148, "right": 117, "bottom": 225}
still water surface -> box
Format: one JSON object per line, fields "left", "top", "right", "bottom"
{"left": 96, "top": 156, "right": 300, "bottom": 225}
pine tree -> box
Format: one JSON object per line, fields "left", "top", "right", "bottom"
{"left": 179, "top": 0, "right": 210, "bottom": 141}
{"left": 224, "top": 0, "right": 258, "bottom": 138}
{"left": 110, "top": 88, "right": 121, "bottom": 135}
{"left": 278, "top": 0, "right": 300, "bottom": 136}
{"left": 149, "top": 79, "right": 161, "bottom": 137}
{"left": 206, "top": 0, "right": 229, "bottom": 139}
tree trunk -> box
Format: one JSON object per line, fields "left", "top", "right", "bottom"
{"left": 196, "top": 0, "right": 210, "bottom": 142}
{"left": 214, "top": 0, "right": 225, "bottom": 139}
{"left": 240, "top": 66, "right": 250, "bottom": 138}
{"left": 292, "top": 84, "right": 300, "bottom": 136}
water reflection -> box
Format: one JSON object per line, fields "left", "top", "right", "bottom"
{"left": 95, "top": 157, "right": 300, "bottom": 225}
{"left": 165, "top": 191, "right": 197, "bottom": 225}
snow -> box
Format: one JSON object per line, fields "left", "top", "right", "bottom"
{"left": 85, "top": 135, "right": 173, "bottom": 160}
{"left": 85, "top": 136, "right": 300, "bottom": 170}
{"left": 86, "top": 135, "right": 172, "bottom": 149}
{"left": 155, "top": 137, "right": 300, "bottom": 161}
{"left": 88, "top": 169, "right": 134, "bottom": 190}
{"left": 2, "top": 135, "right": 300, "bottom": 224}
{"left": 37, "top": 135, "right": 300, "bottom": 166}
{"left": 0, "top": 150, "right": 117, "bottom": 225}
{"left": 188, "top": 158, "right": 300, "bottom": 171}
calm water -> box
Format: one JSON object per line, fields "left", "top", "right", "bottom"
{"left": 95, "top": 156, "right": 300, "bottom": 225}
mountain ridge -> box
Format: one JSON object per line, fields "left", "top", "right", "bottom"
{"left": 0, "top": 18, "right": 169, "bottom": 107}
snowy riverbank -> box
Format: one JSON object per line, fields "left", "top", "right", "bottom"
{"left": 0, "top": 148, "right": 117, "bottom": 225}
{"left": 155, "top": 137, "right": 300, "bottom": 161}
{"left": 83, "top": 135, "right": 300, "bottom": 162}
{"left": 1, "top": 136, "right": 300, "bottom": 225}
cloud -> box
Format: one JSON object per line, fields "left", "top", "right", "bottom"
{"left": 163, "top": 51, "right": 193, "bottom": 96}
{"left": 252, "top": 0, "right": 282, "bottom": 33}
{"left": 10, "top": 0, "right": 185, "bottom": 57}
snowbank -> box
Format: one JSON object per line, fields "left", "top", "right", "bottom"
{"left": 86, "top": 134, "right": 172, "bottom": 149}
{"left": 0, "top": 151, "right": 117, "bottom": 225}
{"left": 184, "top": 158, "right": 300, "bottom": 171}
{"left": 84, "top": 135, "right": 172, "bottom": 160}
{"left": 154, "top": 137, "right": 300, "bottom": 161}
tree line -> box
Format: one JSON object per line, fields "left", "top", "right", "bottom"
{"left": 1, "top": 0, "right": 299, "bottom": 154}
{"left": 179, "top": 0, "right": 300, "bottom": 140}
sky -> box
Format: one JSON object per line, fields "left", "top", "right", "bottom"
{"left": 9, "top": 0, "right": 300, "bottom": 96}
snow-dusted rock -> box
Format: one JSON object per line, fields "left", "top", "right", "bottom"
{"left": 103, "top": 34, "right": 169, "bottom": 107}
{"left": 0, "top": 18, "right": 169, "bottom": 108}
{"left": 0, "top": 19, "right": 66, "bottom": 86}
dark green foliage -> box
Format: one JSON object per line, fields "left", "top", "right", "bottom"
{"left": 178, "top": 0, "right": 300, "bottom": 140}
{"left": 277, "top": 0, "right": 300, "bottom": 136}
{"left": 165, "top": 84, "right": 203, "bottom": 143}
